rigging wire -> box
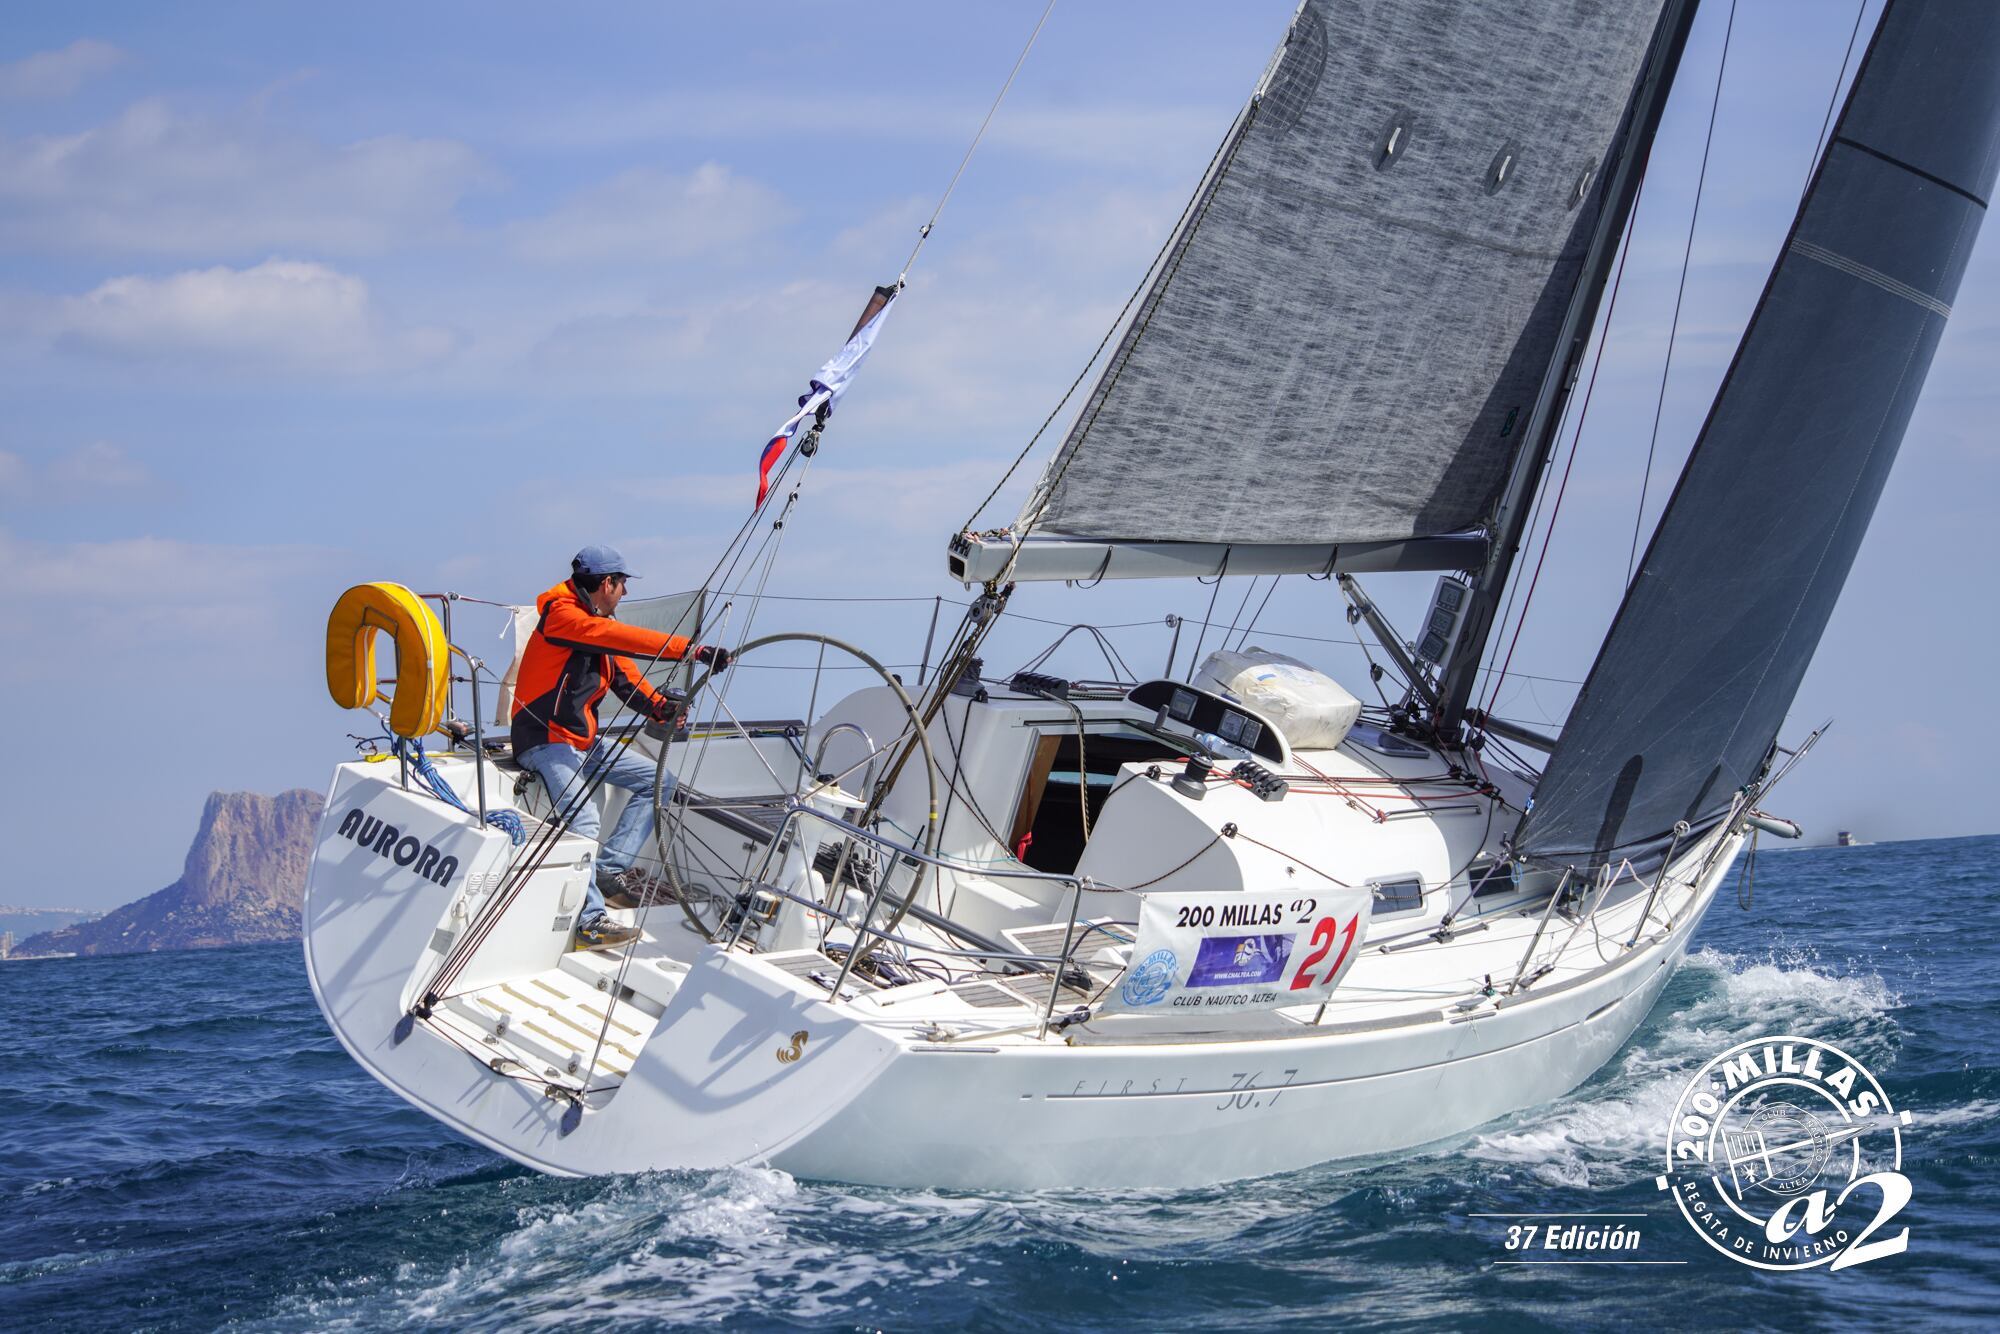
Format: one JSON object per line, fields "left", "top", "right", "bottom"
{"left": 718, "top": 587, "right": 1583, "bottom": 684}
{"left": 1806, "top": 2, "right": 1870, "bottom": 197}
{"left": 1626, "top": 0, "right": 1738, "bottom": 588}
{"left": 961, "top": 95, "right": 1251, "bottom": 531}
{"left": 1106, "top": 833, "right": 1223, "bottom": 893}
{"left": 425, "top": 406, "right": 821, "bottom": 1004}
{"left": 1061, "top": 697, "right": 1094, "bottom": 840}
{"left": 901, "top": 0, "right": 1058, "bottom": 281}
{"left": 876, "top": 87, "right": 1267, "bottom": 825}
{"left": 1220, "top": 577, "right": 1262, "bottom": 655}
{"left": 1223, "top": 826, "right": 1351, "bottom": 889}
{"left": 1234, "top": 577, "right": 1281, "bottom": 651}
{"left": 1012, "top": 622, "right": 1138, "bottom": 683}
{"left": 1183, "top": 566, "right": 1230, "bottom": 679}
{"left": 1007, "top": 102, "right": 1260, "bottom": 559}
{"left": 1476, "top": 169, "right": 1650, "bottom": 728}
{"left": 1735, "top": 825, "right": 1760, "bottom": 909}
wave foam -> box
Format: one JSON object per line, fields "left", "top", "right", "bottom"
{"left": 1909, "top": 1098, "right": 2000, "bottom": 1133}
{"left": 262, "top": 1165, "right": 982, "bottom": 1330}
{"left": 1463, "top": 944, "right": 1902, "bottom": 1188}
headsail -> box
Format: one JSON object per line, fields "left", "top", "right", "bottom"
{"left": 1515, "top": 0, "right": 2000, "bottom": 869}
{"left": 1011, "top": 0, "right": 1668, "bottom": 567}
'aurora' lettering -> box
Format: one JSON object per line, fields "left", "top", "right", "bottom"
{"left": 334, "top": 804, "right": 458, "bottom": 887}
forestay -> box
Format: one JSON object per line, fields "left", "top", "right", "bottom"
{"left": 1021, "top": 0, "right": 1666, "bottom": 550}
{"left": 1517, "top": 0, "right": 2000, "bottom": 868}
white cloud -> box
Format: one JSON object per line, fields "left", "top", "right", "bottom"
{"left": 0, "top": 98, "right": 488, "bottom": 254}
{"left": 523, "top": 275, "right": 856, "bottom": 399}
{"left": 0, "top": 526, "right": 356, "bottom": 910}
{"left": 0, "top": 527, "right": 339, "bottom": 680}
{"left": 0, "top": 449, "right": 28, "bottom": 500}
{"left": 514, "top": 89, "right": 1230, "bottom": 171}
{"left": 0, "top": 38, "right": 125, "bottom": 101}
{"left": 513, "top": 171, "right": 1185, "bottom": 423}
{"left": 51, "top": 258, "right": 457, "bottom": 374}
{"left": 46, "top": 440, "right": 152, "bottom": 491}
{"left": 0, "top": 441, "right": 156, "bottom": 505}
{"left": 507, "top": 162, "right": 786, "bottom": 264}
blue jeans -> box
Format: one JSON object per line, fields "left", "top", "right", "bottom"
{"left": 518, "top": 740, "right": 678, "bottom": 921}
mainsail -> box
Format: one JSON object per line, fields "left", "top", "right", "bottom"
{"left": 1022, "top": 0, "right": 1668, "bottom": 554}
{"left": 1516, "top": 0, "right": 2000, "bottom": 869}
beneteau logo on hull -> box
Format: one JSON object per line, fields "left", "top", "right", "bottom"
{"left": 334, "top": 806, "right": 459, "bottom": 887}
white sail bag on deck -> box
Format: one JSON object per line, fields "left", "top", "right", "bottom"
{"left": 1194, "top": 647, "right": 1360, "bottom": 751}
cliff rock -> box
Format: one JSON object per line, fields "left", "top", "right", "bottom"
{"left": 18, "top": 790, "right": 324, "bottom": 956}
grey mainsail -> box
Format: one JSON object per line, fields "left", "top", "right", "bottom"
{"left": 1516, "top": 0, "right": 2000, "bottom": 869}
{"left": 1022, "top": 0, "right": 1668, "bottom": 551}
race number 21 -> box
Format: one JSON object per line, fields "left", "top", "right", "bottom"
{"left": 1289, "top": 915, "right": 1359, "bottom": 991}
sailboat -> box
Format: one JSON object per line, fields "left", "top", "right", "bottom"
{"left": 302, "top": 0, "right": 1999, "bottom": 1188}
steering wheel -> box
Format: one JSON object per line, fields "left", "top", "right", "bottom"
{"left": 646, "top": 632, "right": 940, "bottom": 945}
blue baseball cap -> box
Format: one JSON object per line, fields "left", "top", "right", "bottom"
{"left": 572, "top": 544, "right": 638, "bottom": 579}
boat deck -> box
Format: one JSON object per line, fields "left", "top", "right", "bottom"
{"left": 421, "top": 840, "right": 1712, "bottom": 1099}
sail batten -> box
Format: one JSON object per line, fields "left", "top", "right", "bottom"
{"left": 1018, "top": 0, "right": 1669, "bottom": 555}
{"left": 1516, "top": 0, "right": 2000, "bottom": 868}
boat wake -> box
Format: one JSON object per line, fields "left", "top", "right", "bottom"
{"left": 260, "top": 1166, "right": 977, "bottom": 1330}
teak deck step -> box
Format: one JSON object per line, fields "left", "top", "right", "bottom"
{"left": 435, "top": 962, "right": 660, "bottom": 1086}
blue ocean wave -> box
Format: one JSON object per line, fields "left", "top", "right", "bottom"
{"left": 1, "top": 836, "right": 1995, "bottom": 1330}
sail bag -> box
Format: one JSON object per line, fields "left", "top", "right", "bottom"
{"left": 1193, "top": 647, "right": 1361, "bottom": 750}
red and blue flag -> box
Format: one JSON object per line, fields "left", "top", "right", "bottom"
{"left": 754, "top": 284, "right": 898, "bottom": 506}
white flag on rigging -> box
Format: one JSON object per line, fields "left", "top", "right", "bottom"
{"left": 755, "top": 285, "right": 898, "bottom": 505}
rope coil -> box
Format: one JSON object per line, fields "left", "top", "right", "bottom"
{"left": 390, "top": 734, "right": 526, "bottom": 845}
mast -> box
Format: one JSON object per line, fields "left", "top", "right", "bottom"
{"left": 1432, "top": 0, "right": 1699, "bottom": 737}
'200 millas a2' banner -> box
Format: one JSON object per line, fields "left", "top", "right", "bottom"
{"left": 1102, "top": 888, "right": 1373, "bottom": 1015}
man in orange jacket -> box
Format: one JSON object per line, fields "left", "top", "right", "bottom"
{"left": 511, "top": 545, "right": 730, "bottom": 950}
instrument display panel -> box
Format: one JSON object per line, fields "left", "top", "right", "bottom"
{"left": 1126, "top": 680, "right": 1288, "bottom": 765}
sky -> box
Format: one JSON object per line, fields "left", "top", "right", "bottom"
{"left": 1, "top": 0, "right": 1991, "bottom": 911}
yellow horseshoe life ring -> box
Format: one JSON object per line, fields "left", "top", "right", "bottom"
{"left": 325, "top": 582, "right": 450, "bottom": 739}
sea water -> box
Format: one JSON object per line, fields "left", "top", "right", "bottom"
{"left": 2, "top": 836, "right": 1995, "bottom": 1330}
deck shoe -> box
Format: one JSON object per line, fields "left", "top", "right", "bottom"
{"left": 598, "top": 866, "right": 670, "bottom": 911}
{"left": 573, "top": 915, "right": 641, "bottom": 952}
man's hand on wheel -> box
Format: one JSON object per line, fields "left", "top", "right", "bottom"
{"left": 648, "top": 689, "right": 689, "bottom": 727}
{"left": 692, "top": 644, "right": 733, "bottom": 671}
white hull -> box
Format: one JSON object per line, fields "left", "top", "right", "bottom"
{"left": 304, "top": 694, "right": 1742, "bottom": 1189}
{"left": 780, "top": 890, "right": 1715, "bottom": 1189}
